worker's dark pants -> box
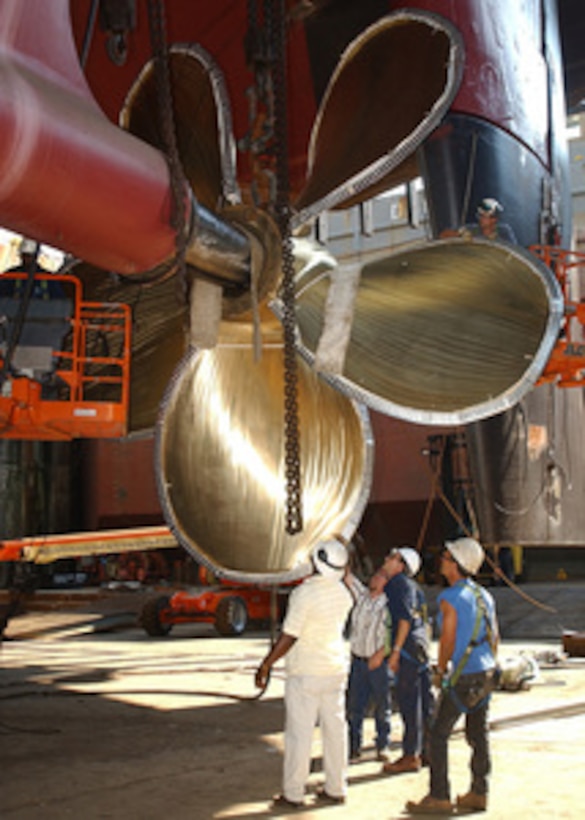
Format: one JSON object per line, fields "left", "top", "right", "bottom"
{"left": 429, "top": 671, "right": 493, "bottom": 800}
{"left": 347, "top": 656, "right": 391, "bottom": 754}
{"left": 395, "top": 655, "right": 434, "bottom": 757}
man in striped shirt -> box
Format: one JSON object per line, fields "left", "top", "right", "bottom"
{"left": 346, "top": 569, "right": 392, "bottom": 762}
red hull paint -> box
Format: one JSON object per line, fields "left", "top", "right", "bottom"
{"left": 0, "top": 0, "right": 179, "bottom": 273}
{"left": 71, "top": 0, "right": 550, "bottom": 194}
{"left": 0, "top": 1, "right": 551, "bottom": 271}
{"left": 82, "top": 438, "right": 162, "bottom": 531}
{"left": 369, "top": 413, "right": 456, "bottom": 504}
{"left": 403, "top": 0, "right": 548, "bottom": 163}
{"left": 70, "top": 0, "right": 318, "bottom": 202}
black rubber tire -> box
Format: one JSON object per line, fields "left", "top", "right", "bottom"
{"left": 140, "top": 595, "right": 173, "bottom": 637}
{"left": 215, "top": 596, "right": 248, "bottom": 636}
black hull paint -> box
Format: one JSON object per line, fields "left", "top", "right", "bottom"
{"left": 420, "top": 103, "right": 582, "bottom": 547}
{"left": 420, "top": 113, "right": 549, "bottom": 247}
{"left": 466, "top": 386, "right": 585, "bottom": 547}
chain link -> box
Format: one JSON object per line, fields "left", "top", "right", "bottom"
{"left": 265, "top": 1, "right": 303, "bottom": 534}
{"left": 146, "top": 0, "right": 188, "bottom": 285}
{"left": 147, "top": 0, "right": 302, "bottom": 534}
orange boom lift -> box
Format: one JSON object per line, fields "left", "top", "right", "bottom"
{"left": 0, "top": 272, "right": 130, "bottom": 440}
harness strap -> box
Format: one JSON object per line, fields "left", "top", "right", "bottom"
{"left": 448, "top": 581, "right": 492, "bottom": 687}
{"left": 447, "top": 682, "right": 491, "bottom": 715}
{"left": 400, "top": 647, "right": 430, "bottom": 669}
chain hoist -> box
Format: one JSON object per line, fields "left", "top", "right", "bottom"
{"left": 99, "top": 0, "right": 136, "bottom": 66}
{"left": 146, "top": 0, "right": 188, "bottom": 286}
{"left": 267, "top": 1, "right": 303, "bottom": 535}
{"left": 245, "top": 1, "right": 303, "bottom": 534}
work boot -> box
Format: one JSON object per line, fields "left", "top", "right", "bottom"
{"left": 456, "top": 791, "right": 488, "bottom": 812}
{"left": 271, "top": 794, "right": 304, "bottom": 810}
{"left": 315, "top": 788, "right": 346, "bottom": 805}
{"left": 382, "top": 754, "right": 421, "bottom": 774}
{"left": 406, "top": 794, "right": 454, "bottom": 815}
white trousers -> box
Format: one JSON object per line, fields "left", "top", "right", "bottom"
{"left": 283, "top": 673, "right": 348, "bottom": 803}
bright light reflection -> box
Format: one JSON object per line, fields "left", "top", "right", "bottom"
{"left": 0, "top": 227, "right": 65, "bottom": 271}
{"left": 198, "top": 354, "right": 284, "bottom": 505}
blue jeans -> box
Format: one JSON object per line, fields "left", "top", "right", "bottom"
{"left": 395, "top": 654, "right": 434, "bottom": 757}
{"left": 429, "top": 671, "right": 493, "bottom": 800}
{"left": 347, "top": 656, "right": 391, "bottom": 754}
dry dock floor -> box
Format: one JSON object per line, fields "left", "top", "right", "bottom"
{"left": 1, "top": 587, "right": 584, "bottom": 819}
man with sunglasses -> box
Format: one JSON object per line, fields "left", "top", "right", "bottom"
{"left": 380, "top": 546, "right": 433, "bottom": 776}
{"left": 407, "top": 537, "right": 499, "bottom": 815}
{"left": 346, "top": 568, "right": 392, "bottom": 764}
{"left": 440, "top": 197, "right": 517, "bottom": 244}
{"left": 464, "top": 198, "right": 517, "bottom": 243}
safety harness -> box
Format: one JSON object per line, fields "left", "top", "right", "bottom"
{"left": 398, "top": 594, "right": 430, "bottom": 669}
{"left": 445, "top": 581, "right": 497, "bottom": 713}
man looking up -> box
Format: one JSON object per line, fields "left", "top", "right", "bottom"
{"left": 255, "top": 537, "right": 354, "bottom": 810}
{"left": 346, "top": 568, "right": 392, "bottom": 763}
{"left": 381, "top": 547, "right": 433, "bottom": 775}
{"left": 407, "top": 537, "right": 499, "bottom": 815}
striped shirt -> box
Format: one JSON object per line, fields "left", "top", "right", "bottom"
{"left": 348, "top": 577, "right": 390, "bottom": 659}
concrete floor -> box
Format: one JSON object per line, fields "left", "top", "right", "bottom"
{"left": 1, "top": 587, "right": 584, "bottom": 819}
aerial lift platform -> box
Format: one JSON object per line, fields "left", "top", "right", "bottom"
{"left": 0, "top": 272, "right": 130, "bottom": 440}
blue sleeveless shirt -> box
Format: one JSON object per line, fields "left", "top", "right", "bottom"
{"left": 437, "top": 579, "right": 496, "bottom": 675}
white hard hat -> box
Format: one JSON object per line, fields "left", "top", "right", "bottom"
{"left": 445, "top": 537, "right": 485, "bottom": 575}
{"left": 477, "top": 197, "right": 503, "bottom": 216}
{"left": 19, "top": 237, "right": 37, "bottom": 255}
{"left": 396, "top": 546, "right": 421, "bottom": 578}
{"left": 311, "top": 539, "right": 348, "bottom": 579}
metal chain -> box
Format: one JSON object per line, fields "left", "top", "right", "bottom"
{"left": 146, "top": 0, "right": 188, "bottom": 283}
{"left": 265, "top": 0, "right": 303, "bottom": 534}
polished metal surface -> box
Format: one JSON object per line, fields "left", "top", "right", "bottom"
{"left": 292, "top": 237, "right": 564, "bottom": 425}
{"left": 293, "top": 10, "right": 463, "bottom": 227}
{"left": 121, "top": 44, "right": 251, "bottom": 290}
{"left": 156, "top": 320, "right": 373, "bottom": 583}
{"left": 183, "top": 200, "right": 251, "bottom": 289}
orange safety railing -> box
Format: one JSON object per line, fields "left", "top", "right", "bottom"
{"left": 0, "top": 273, "right": 131, "bottom": 439}
{"left": 530, "top": 245, "right": 585, "bottom": 388}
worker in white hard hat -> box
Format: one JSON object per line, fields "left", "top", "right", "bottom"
{"left": 440, "top": 197, "right": 517, "bottom": 243}
{"left": 255, "top": 537, "right": 353, "bottom": 809}
{"left": 19, "top": 237, "right": 38, "bottom": 258}
{"left": 2, "top": 237, "right": 62, "bottom": 299}
{"left": 407, "top": 537, "right": 500, "bottom": 816}
{"left": 380, "top": 546, "right": 434, "bottom": 776}
{"left": 468, "top": 197, "right": 517, "bottom": 242}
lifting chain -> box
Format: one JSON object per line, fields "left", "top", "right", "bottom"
{"left": 146, "top": 0, "right": 188, "bottom": 286}
{"left": 256, "top": 0, "right": 303, "bottom": 535}
{"left": 98, "top": 0, "right": 136, "bottom": 67}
